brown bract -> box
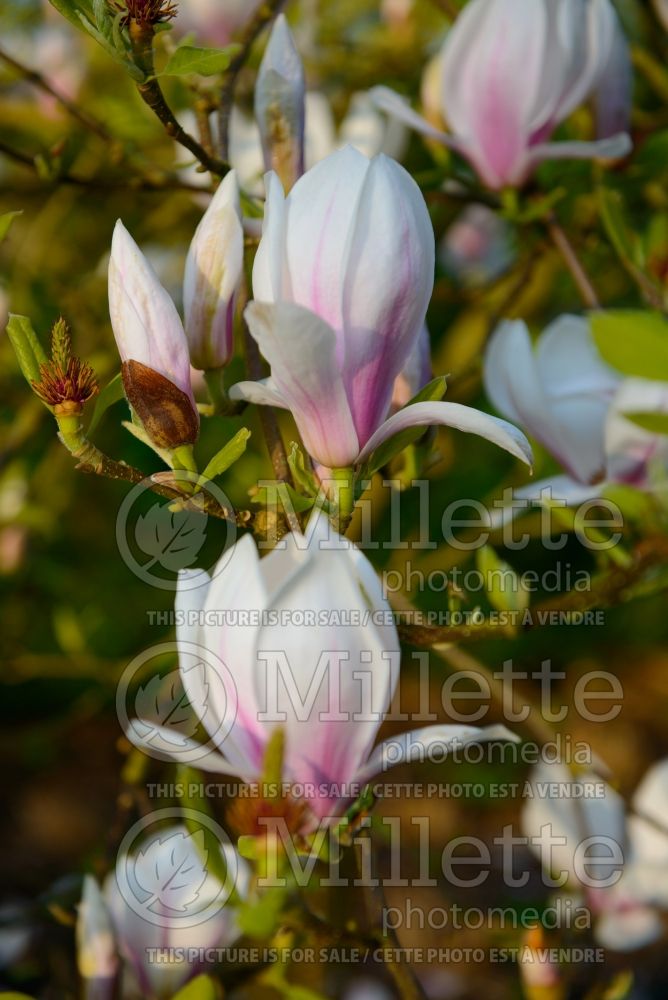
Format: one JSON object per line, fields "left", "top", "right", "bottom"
{"left": 121, "top": 359, "right": 199, "bottom": 449}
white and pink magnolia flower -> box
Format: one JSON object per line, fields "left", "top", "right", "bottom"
{"left": 523, "top": 760, "right": 668, "bottom": 951}
{"left": 229, "top": 146, "right": 532, "bottom": 471}
{"left": 370, "top": 0, "right": 632, "bottom": 190}
{"left": 77, "top": 826, "right": 248, "bottom": 999}
{"left": 129, "top": 513, "right": 517, "bottom": 825}
{"left": 184, "top": 170, "right": 244, "bottom": 370}
{"left": 483, "top": 315, "right": 668, "bottom": 507}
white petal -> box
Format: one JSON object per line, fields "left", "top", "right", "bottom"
{"left": 368, "top": 86, "right": 454, "bottom": 146}
{"left": 356, "top": 399, "right": 533, "bottom": 467}
{"left": 243, "top": 300, "right": 360, "bottom": 468}
{"left": 354, "top": 724, "right": 519, "bottom": 785}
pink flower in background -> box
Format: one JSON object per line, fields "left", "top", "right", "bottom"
{"left": 230, "top": 146, "right": 532, "bottom": 471}
{"left": 483, "top": 316, "right": 668, "bottom": 506}
{"left": 129, "top": 513, "right": 517, "bottom": 825}
{"left": 177, "top": 0, "right": 262, "bottom": 46}
{"left": 370, "top": 0, "right": 632, "bottom": 189}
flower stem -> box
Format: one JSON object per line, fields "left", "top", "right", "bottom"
{"left": 330, "top": 467, "right": 355, "bottom": 533}
{"left": 545, "top": 211, "right": 600, "bottom": 309}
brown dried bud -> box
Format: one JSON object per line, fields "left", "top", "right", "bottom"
{"left": 122, "top": 359, "right": 199, "bottom": 449}
{"left": 226, "top": 783, "right": 310, "bottom": 840}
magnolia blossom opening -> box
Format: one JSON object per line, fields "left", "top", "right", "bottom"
{"left": 229, "top": 146, "right": 532, "bottom": 471}
{"left": 483, "top": 315, "right": 668, "bottom": 507}
{"left": 128, "top": 513, "right": 517, "bottom": 825}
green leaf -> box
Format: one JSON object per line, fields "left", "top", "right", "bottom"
{"left": 161, "top": 44, "right": 241, "bottom": 77}
{"left": 363, "top": 376, "right": 447, "bottom": 476}
{"left": 0, "top": 211, "right": 22, "bottom": 243}
{"left": 287, "top": 441, "right": 319, "bottom": 496}
{"left": 6, "top": 314, "right": 48, "bottom": 385}
{"left": 475, "top": 545, "right": 529, "bottom": 614}
{"left": 48, "top": 0, "right": 96, "bottom": 32}
{"left": 175, "top": 765, "right": 237, "bottom": 902}
{"left": 236, "top": 886, "right": 287, "bottom": 939}
{"left": 197, "top": 427, "right": 251, "bottom": 489}
{"left": 171, "top": 974, "right": 221, "bottom": 1000}
{"left": 623, "top": 411, "right": 668, "bottom": 435}
{"left": 88, "top": 371, "right": 125, "bottom": 434}
{"left": 590, "top": 310, "right": 668, "bottom": 381}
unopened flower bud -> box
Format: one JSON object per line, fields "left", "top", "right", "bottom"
{"left": 108, "top": 220, "right": 199, "bottom": 448}
{"left": 76, "top": 875, "right": 118, "bottom": 994}
{"left": 184, "top": 170, "right": 244, "bottom": 371}
{"left": 254, "top": 14, "right": 305, "bottom": 191}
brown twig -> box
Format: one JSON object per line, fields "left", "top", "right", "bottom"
{"left": 0, "top": 138, "right": 209, "bottom": 193}
{"left": 545, "top": 211, "right": 600, "bottom": 309}
{"left": 0, "top": 44, "right": 112, "bottom": 141}
{"left": 217, "top": 0, "right": 287, "bottom": 160}
{"left": 128, "top": 22, "right": 229, "bottom": 177}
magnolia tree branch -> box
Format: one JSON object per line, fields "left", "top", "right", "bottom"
{"left": 545, "top": 212, "right": 600, "bottom": 309}
{"left": 128, "top": 23, "right": 230, "bottom": 177}
{"left": 0, "top": 45, "right": 113, "bottom": 141}
{"left": 217, "top": 0, "right": 287, "bottom": 159}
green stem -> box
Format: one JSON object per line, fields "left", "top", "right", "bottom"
{"left": 330, "top": 467, "right": 355, "bottom": 533}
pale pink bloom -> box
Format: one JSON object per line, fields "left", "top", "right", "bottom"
{"left": 129, "top": 513, "right": 517, "bottom": 824}
{"left": 77, "top": 827, "right": 247, "bottom": 999}
{"left": 230, "top": 147, "right": 532, "bottom": 471}
{"left": 523, "top": 760, "right": 668, "bottom": 951}
{"left": 440, "top": 203, "right": 514, "bottom": 287}
{"left": 484, "top": 316, "right": 668, "bottom": 507}
{"left": 184, "top": 171, "right": 244, "bottom": 370}
{"left": 371, "top": 0, "right": 632, "bottom": 189}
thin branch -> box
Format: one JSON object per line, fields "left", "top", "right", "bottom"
{"left": 0, "top": 139, "right": 209, "bottom": 193}
{"left": 128, "top": 22, "right": 230, "bottom": 177}
{"left": 545, "top": 211, "right": 600, "bottom": 309}
{"left": 0, "top": 45, "right": 112, "bottom": 141}
{"left": 217, "top": 0, "right": 287, "bottom": 160}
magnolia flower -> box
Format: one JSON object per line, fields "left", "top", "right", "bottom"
{"left": 129, "top": 513, "right": 517, "bottom": 825}
{"left": 255, "top": 14, "right": 305, "bottom": 191}
{"left": 484, "top": 316, "right": 668, "bottom": 507}
{"left": 184, "top": 171, "right": 244, "bottom": 370}
{"left": 522, "top": 760, "right": 668, "bottom": 951}
{"left": 229, "top": 147, "right": 532, "bottom": 472}
{"left": 77, "top": 826, "right": 248, "bottom": 999}
{"left": 439, "top": 204, "right": 514, "bottom": 287}
{"left": 370, "top": 0, "right": 632, "bottom": 190}
{"left": 391, "top": 324, "right": 432, "bottom": 412}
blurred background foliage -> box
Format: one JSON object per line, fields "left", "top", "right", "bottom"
{"left": 2, "top": 0, "right": 668, "bottom": 997}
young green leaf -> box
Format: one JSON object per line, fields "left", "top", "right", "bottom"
{"left": 161, "top": 44, "right": 241, "bottom": 77}
{"left": 6, "top": 315, "right": 48, "bottom": 386}
{"left": 590, "top": 310, "right": 668, "bottom": 381}
{"left": 197, "top": 427, "right": 251, "bottom": 488}
{"left": 0, "top": 211, "right": 22, "bottom": 243}
{"left": 88, "top": 371, "right": 125, "bottom": 434}
{"left": 622, "top": 411, "right": 668, "bottom": 435}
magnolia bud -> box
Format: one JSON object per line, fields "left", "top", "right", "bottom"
{"left": 254, "top": 13, "right": 305, "bottom": 191}
{"left": 184, "top": 170, "right": 244, "bottom": 371}
{"left": 108, "top": 220, "right": 199, "bottom": 448}
{"left": 76, "top": 876, "right": 118, "bottom": 998}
